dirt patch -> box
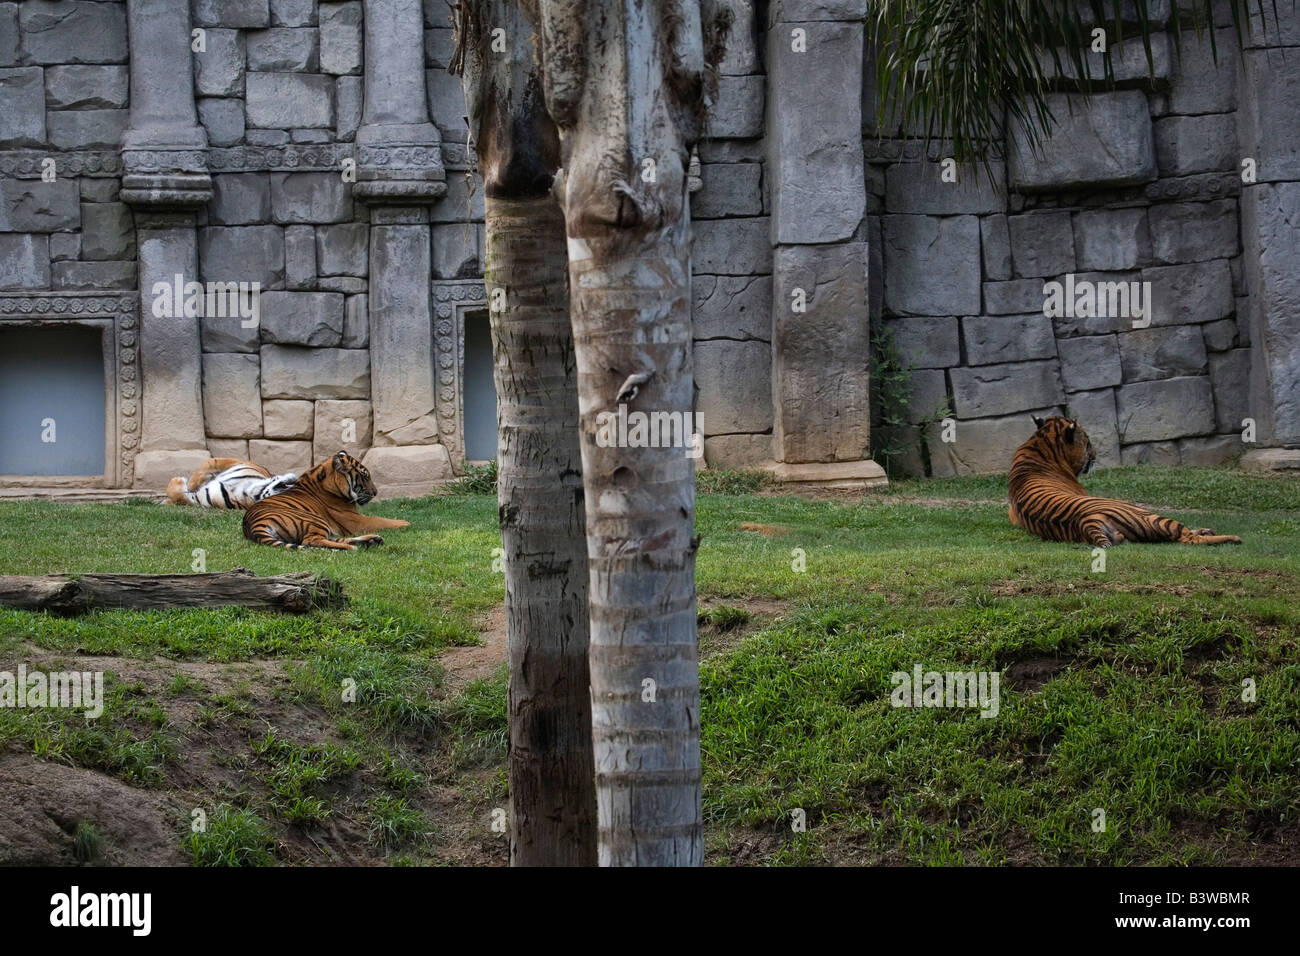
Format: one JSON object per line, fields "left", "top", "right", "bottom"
{"left": 439, "top": 605, "right": 507, "bottom": 686}
{"left": 0, "top": 755, "right": 186, "bottom": 865}
{"left": 738, "top": 522, "right": 790, "bottom": 537}
{"left": 698, "top": 596, "right": 791, "bottom": 659}
{"left": 1002, "top": 657, "right": 1070, "bottom": 692}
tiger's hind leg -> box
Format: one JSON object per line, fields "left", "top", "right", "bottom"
{"left": 1080, "top": 517, "right": 1123, "bottom": 548}
{"left": 1178, "top": 527, "right": 1243, "bottom": 546}
{"left": 342, "top": 534, "right": 384, "bottom": 549}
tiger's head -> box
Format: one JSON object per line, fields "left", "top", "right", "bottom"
{"left": 304, "top": 450, "right": 378, "bottom": 506}
{"left": 1032, "top": 415, "right": 1097, "bottom": 476}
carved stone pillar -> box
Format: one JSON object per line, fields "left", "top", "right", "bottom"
{"left": 1238, "top": 11, "right": 1300, "bottom": 472}
{"left": 765, "top": 0, "right": 885, "bottom": 488}
{"left": 354, "top": 0, "right": 452, "bottom": 495}
{"left": 121, "top": 0, "right": 213, "bottom": 487}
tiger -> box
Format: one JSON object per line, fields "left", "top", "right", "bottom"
{"left": 1008, "top": 415, "right": 1242, "bottom": 547}
{"left": 166, "top": 458, "right": 298, "bottom": 509}
{"left": 242, "top": 450, "right": 409, "bottom": 550}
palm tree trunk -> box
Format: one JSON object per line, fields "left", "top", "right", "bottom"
{"left": 536, "top": 0, "right": 730, "bottom": 866}
{"left": 453, "top": 0, "right": 596, "bottom": 866}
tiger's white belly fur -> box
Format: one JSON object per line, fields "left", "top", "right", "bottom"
{"left": 184, "top": 466, "right": 298, "bottom": 509}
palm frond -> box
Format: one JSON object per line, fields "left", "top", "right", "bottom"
{"left": 870, "top": 0, "right": 1286, "bottom": 179}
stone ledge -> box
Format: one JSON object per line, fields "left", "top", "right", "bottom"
{"left": 764, "top": 459, "right": 889, "bottom": 489}
{"left": 1240, "top": 448, "right": 1300, "bottom": 473}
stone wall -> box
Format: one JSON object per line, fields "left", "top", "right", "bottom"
{"left": 866, "top": 8, "right": 1272, "bottom": 475}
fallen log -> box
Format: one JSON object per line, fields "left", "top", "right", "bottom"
{"left": 0, "top": 568, "right": 346, "bottom": 615}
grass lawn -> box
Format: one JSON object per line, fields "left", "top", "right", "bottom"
{"left": 0, "top": 465, "right": 1297, "bottom": 865}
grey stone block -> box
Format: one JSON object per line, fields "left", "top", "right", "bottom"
{"left": 246, "top": 72, "right": 333, "bottom": 127}
{"left": 962, "top": 313, "right": 1056, "bottom": 365}
{"left": 1177, "top": 435, "right": 1242, "bottom": 467}
{"left": 202, "top": 353, "right": 263, "bottom": 439}
{"left": 209, "top": 174, "right": 272, "bottom": 226}
{"left": 980, "top": 215, "right": 1012, "bottom": 281}
{"left": 1241, "top": 49, "right": 1300, "bottom": 182}
{"left": 258, "top": 290, "right": 344, "bottom": 346}
{"left": 1073, "top": 207, "right": 1149, "bottom": 271}
{"left": 1147, "top": 199, "right": 1238, "bottom": 264}
{"left": 902, "top": 368, "right": 949, "bottom": 424}
{"left": 0, "top": 179, "right": 80, "bottom": 232}
{"left": 883, "top": 215, "right": 980, "bottom": 316}
{"left": 1115, "top": 375, "right": 1215, "bottom": 442}
{"left": 984, "top": 278, "right": 1047, "bottom": 316}
{"left": 704, "top": 434, "right": 772, "bottom": 470}
{"left": 335, "top": 75, "right": 363, "bottom": 140}
{"left": 0, "top": 234, "right": 50, "bottom": 290}
{"left": 200, "top": 225, "right": 286, "bottom": 289}
{"left": 885, "top": 161, "right": 1004, "bottom": 215}
{"left": 270, "top": 171, "right": 352, "bottom": 223}
{"left": 50, "top": 233, "right": 79, "bottom": 261}
{"left": 692, "top": 162, "right": 763, "bottom": 219}
{"left": 262, "top": 399, "right": 314, "bottom": 439}
{"left": 1036, "top": 33, "right": 1171, "bottom": 87}
{"left": 430, "top": 222, "right": 478, "bottom": 279}
{"left": 52, "top": 260, "right": 135, "bottom": 290}
{"left": 693, "top": 274, "right": 771, "bottom": 341}
{"left": 883, "top": 316, "right": 960, "bottom": 369}
{"left": 316, "top": 276, "right": 366, "bottom": 293}
{"left": 1008, "top": 211, "right": 1075, "bottom": 278}
{"left": 1208, "top": 348, "right": 1250, "bottom": 433}
{"left": 929, "top": 407, "right": 1064, "bottom": 476}
{"left": 313, "top": 398, "right": 372, "bottom": 462}
{"left": 1064, "top": 387, "right": 1120, "bottom": 467}
{"left": 194, "top": 0, "right": 271, "bottom": 29}
{"left": 249, "top": 438, "right": 313, "bottom": 475}
{"left": 193, "top": 30, "right": 245, "bottom": 98}
{"left": 198, "top": 97, "right": 246, "bottom": 146}
{"left": 424, "top": 27, "right": 455, "bottom": 69}
{"left": 771, "top": 242, "right": 870, "bottom": 461}
{"left": 950, "top": 360, "right": 1063, "bottom": 418}
{"left": 80, "top": 179, "right": 119, "bottom": 203}
{"left": 425, "top": 68, "right": 468, "bottom": 135}
{"left": 1168, "top": 28, "right": 1238, "bottom": 114}
{"left": 0, "top": 5, "right": 18, "bottom": 67}
{"left": 1047, "top": 271, "right": 1144, "bottom": 336}
{"left": 80, "top": 203, "right": 135, "bottom": 260}
{"left": 207, "top": 439, "right": 250, "bottom": 460}
{"left": 429, "top": 173, "right": 484, "bottom": 223}
{"left": 272, "top": 0, "right": 317, "bottom": 27}
{"left": 1008, "top": 91, "right": 1155, "bottom": 191}
{"left": 319, "top": 1, "right": 363, "bottom": 75}
{"left": 285, "top": 224, "right": 316, "bottom": 290}
{"left": 695, "top": 339, "right": 773, "bottom": 434}
{"left": 1202, "top": 318, "right": 1238, "bottom": 353}
{"left": 261, "top": 345, "right": 369, "bottom": 399}
{"left": 0, "top": 68, "right": 46, "bottom": 147}
{"left": 692, "top": 217, "right": 771, "bottom": 275}
{"left": 200, "top": 310, "right": 260, "bottom": 353}
{"left": 44, "top": 65, "right": 128, "bottom": 110}
{"left": 1058, "top": 334, "right": 1122, "bottom": 391}
{"left": 19, "top": 1, "right": 128, "bottom": 64}
{"left": 768, "top": 20, "right": 864, "bottom": 243}
{"left": 1119, "top": 325, "right": 1208, "bottom": 382}
{"left": 1143, "top": 259, "right": 1234, "bottom": 326}
{"left": 245, "top": 129, "right": 289, "bottom": 146}
{"left": 247, "top": 27, "right": 319, "bottom": 71}
{"left": 47, "top": 109, "right": 127, "bottom": 149}
{"left": 1120, "top": 440, "right": 1180, "bottom": 466}
{"left": 707, "top": 74, "right": 764, "bottom": 139}
{"left": 1154, "top": 114, "right": 1238, "bottom": 176}
{"left": 343, "top": 293, "right": 368, "bottom": 347}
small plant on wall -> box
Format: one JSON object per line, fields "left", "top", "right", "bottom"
{"left": 870, "top": 323, "right": 951, "bottom": 479}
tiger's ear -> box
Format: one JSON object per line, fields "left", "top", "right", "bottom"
{"left": 1032, "top": 415, "right": 1045, "bottom": 430}
{"left": 333, "top": 450, "right": 347, "bottom": 466}
{"left": 1064, "top": 424, "right": 1076, "bottom": 443}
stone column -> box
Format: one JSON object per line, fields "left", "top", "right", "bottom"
{"left": 765, "top": 0, "right": 885, "bottom": 487}
{"left": 353, "top": 0, "right": 452, "bottom": 495}
{"left": 120, "top": 0, "right": 213, "bottom": 487}
{"left": 1238, "top": 12, "right": 1300, "bottom": 472}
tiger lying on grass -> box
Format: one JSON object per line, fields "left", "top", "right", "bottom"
{"left": 166, "top": 458, "right": 298, "bottom": 509}
{"left": 242, "top": 450, "right": 409, "bottom": 550}
{"left": 1008, "top": 415, "right": 1242, "bottom": 547}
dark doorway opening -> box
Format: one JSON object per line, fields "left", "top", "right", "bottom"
{"left": 462, "top": 309, "right": 498, "bottom": 462}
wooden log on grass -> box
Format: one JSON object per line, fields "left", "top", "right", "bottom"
{"left": 0, "top": 568, "right": 346, "bottom": 615}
